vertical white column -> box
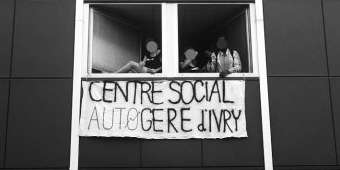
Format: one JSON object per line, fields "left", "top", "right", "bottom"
{"left": 70, "top": 0, "right": 85, "bottom": 170}
{"left": 249, "top": 5, "right": 259, "bottom": 75}
{"left": 255, "top": 1, "right": 274, "bottom": 170}
{"left": 162, "top": 3, "right": 179, "bottom": 77}
{"left": 86, "top": 8, "right": 93, "bottom": 76}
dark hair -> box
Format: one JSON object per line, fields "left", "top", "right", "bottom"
{"left": 216, "top": 36, "right": 229, "bottom": 50}
{"left": 217, "top": 35, "right": 228, "bottom": 40}
{"left": 183, "top": 46, "right": 195, "bottom": 52}
{"left": 144, "top": 38, "right": 157, "bottom": 44}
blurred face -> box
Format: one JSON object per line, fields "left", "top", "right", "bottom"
{"left": 184, "top": 48, "right": 198, "bottom": 60}
{"left": 146, "top": 41, "right": 158, "bottom": 54}
{"left": 216, "top": 36, "right": 227, "bottom": 50}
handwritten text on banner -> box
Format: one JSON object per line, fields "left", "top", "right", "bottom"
{"left": 79, "top": 80, "right": 247, "bottom": 139}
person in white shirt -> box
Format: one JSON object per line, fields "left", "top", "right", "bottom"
{"left": 215, "top": 36, "right": 242, "bottom": 74}
{"left": 203, "top": 36, "right": 242, "bottom": 77}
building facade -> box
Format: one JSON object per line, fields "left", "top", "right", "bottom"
{"left": 0, "top": 0, "right": 339, "bottom": 169}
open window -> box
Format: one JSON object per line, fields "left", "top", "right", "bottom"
{"left": 84, "top": 3, "right": 257, "bottom": 78}
{"left": 88, "top": 4, "right": 162, "bottom": 74}
{"left": 178, "top": 4, "right": 252, "bottom": 74}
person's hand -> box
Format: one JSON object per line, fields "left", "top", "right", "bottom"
{"left": 228, "top": 68, "right": 235, "bottom": 73}
{"left": 219, "top": 70, "right": 231, "bottom": 77}
{"left": 188, "top": 53, "right": 197, "bottom": 61}
{"left": 181, "top": 59, "right": 193, "bottom": 69}
{"left": 139, "top": 56, "right": 147, "bottom": 67}
{"left": 149, "top": 69, "right": 157, "bottom": 74}
{"left": 184, "top": 49, "right": 198, "bottom": 61}
{"left": 148, "top": 67, "right": 161, "bottom": 74}
{"left": 155, "top": 49, "right": 161, "bottom": 56}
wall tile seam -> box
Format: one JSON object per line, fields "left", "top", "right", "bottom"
{"left": 321, "top": 0, "right": 339, "bottom": 164}
{"left": 3, "top": 0, "right": 17, "bottom": 167}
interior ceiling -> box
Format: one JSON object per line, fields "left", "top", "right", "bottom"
{"left": 94, "top": 4, "right": 246, "bottom": 38}
{"left": 94, "top": 4, "right": 161, "bottom": 36}
{"left": 179, "top": 4, "right": 246, "bottom": 38}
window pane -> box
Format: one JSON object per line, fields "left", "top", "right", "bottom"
{"left": 90, "top": 4, "right": 162, "bottom": 74}
{"left": 178, "top": 4, "right": 251, "bottom": 74}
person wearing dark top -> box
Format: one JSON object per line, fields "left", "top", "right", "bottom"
{"left": 179, "top": 47, "right": 199, "bottom": 72}
{"left": 144, "top": 49, "right": 161, "bottom": 70}
{"left": 115, "top": 40, "right": 162, "bottom": 73}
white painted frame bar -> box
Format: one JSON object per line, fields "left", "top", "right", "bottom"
{"left": 85, "top": 3, "right": 165, "bottom": 78}
{"left": 86, "top": 6, "right": 93, "bottom": 76}
{"left": 249, "top": 4, "right": 259, "bottom": 76}
{"left": 254, "top": 0, "right": 273, "bottom": 170}
{"left": 162, "top": 3, "right": 179, "bottom": 77}
{"left": 70, "top": 0, "right": 85, "bottom": 169}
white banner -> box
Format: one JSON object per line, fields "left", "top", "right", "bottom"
{"left": 79, "top": 80, "right": 247, "bottom": 139}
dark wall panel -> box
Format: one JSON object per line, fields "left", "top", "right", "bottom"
{"left": 263, "top": 0, "right": 328, "bottom": 76}
{"left": 11, "top": 0, "right": 75, "bottom": 78}
{"left": 0, "top": 0, "right": 14, "bottom": 77}
{"left": 85, "top": 0, "right": 254, "bottom": 2}
{"left": 203, "top": 81, "right": 263, "bottom": 166}
{"left": 81, "top": 168, "right": 264, "bottom": 170}
{"left": 0, "top": 80, "right": 9, "bottom": 168}
{"left": 2, "top": 169, "right": 68, "bottom": 170}
{"left": 323, "top": 0, "right": 340, "bottom": 76}
{"left": 268, "top": 77, "right": 336, "bottom": 166}
{"left": 141, "top": 139, "right": 201, "bottom": 167}
{"left": 79, "top": 138, "right": 140, "bottom": 167}
{"left": 274, "top": 165, "right": 340, "bottom": 170}
{"left": 330, "top": 78, "right": 340, "bottom": 164}
{"left": 5, "top": 79, "right": 72, "bottom": 168}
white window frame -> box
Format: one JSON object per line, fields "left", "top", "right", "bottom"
{"left": 70, "top": 1, "right": 273, "bottom": 170}
{"left": 82, "top": 2, "right": 259, "bottom": 78}
{"left": 84, "top": 3, "right": 165, "bottom": 78}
